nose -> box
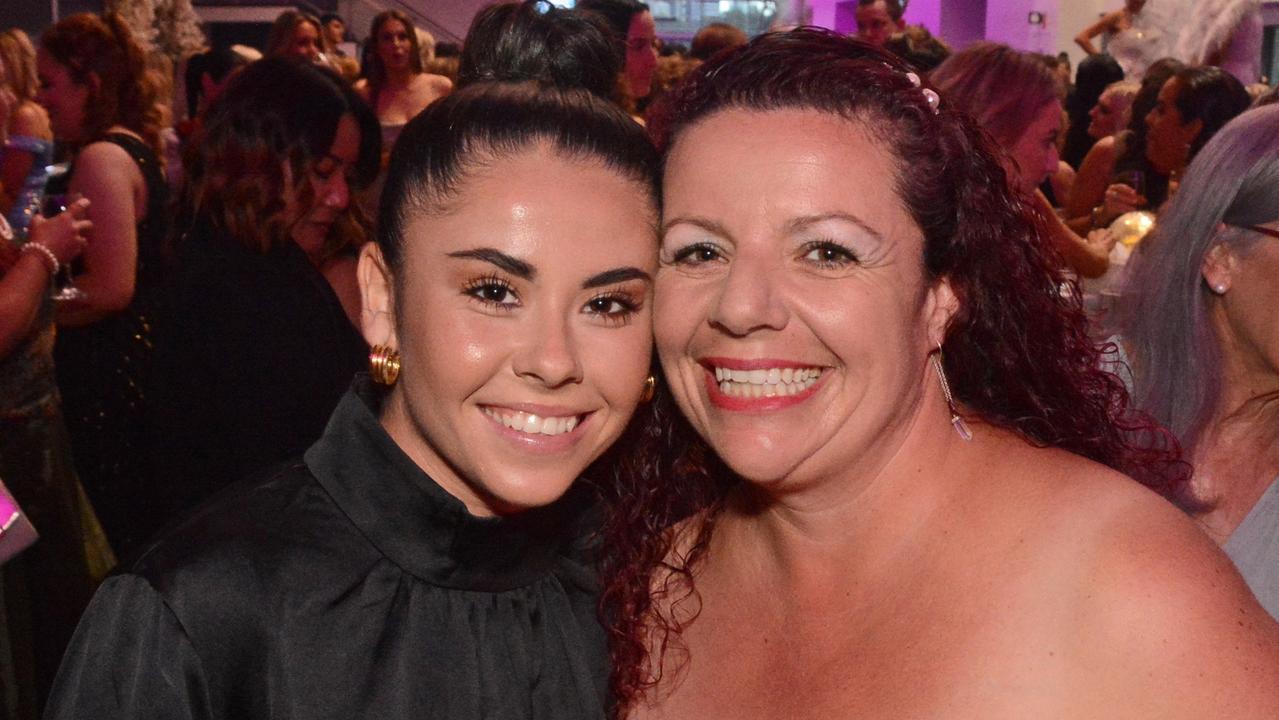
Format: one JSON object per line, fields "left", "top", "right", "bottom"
{"left": 1044, "top": 144, "right": 1060, "bottom": 179}
{"left": 512, "top": 308, "right": 584, "bottom": 389}
{"left": 322, "top": 173, "right": 349, "bottom": 210}
{"left": 707, "top": 251, "right": 789, "bottom": 337}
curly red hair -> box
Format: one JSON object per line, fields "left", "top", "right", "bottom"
{"left": 40, "top": 13, "right": 164, "bottom": 158}
{"left": 596, "top": 28, "right": 1189, "bottom": 716}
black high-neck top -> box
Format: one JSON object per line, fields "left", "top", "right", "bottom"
{"left": 45, "top": 378, "right": 609, "bottom": 719}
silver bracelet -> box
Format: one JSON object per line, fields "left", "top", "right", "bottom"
{"left": 20, "top": 242, "right": 59, "bottom": 276}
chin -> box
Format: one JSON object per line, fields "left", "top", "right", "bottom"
{"left": 481, "top": 473, "right": 580, "bottom": 515}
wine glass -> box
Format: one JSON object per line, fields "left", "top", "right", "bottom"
{"left": 41, "top": 192, "right": 86, "bottom": 302}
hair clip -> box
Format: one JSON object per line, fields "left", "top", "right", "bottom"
{"left": 905, "top": 71, "right": 921, "bottom": 88}
{"left": 922, "top": 88, "right": 940, "bottom": 114}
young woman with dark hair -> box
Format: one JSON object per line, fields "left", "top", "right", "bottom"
{"left": 598, "top": 29, "right": 1279, "bottom": 718}
{"left": 1066, "top": 57, "right": 1183, "bottom": 233}
{"left": 576, "top": 0, "right": 658, "bottom": 112}
{"left": 355, "top": 10, "right": 453, "bottom": 156}
{"left": 134, "top": 58, "right": 380, "bottom": 556}
{"left": 36, "top": 12, "right": 170, "bottom": 551}
{"left": 46, "top": 78, "right": 660, "bottom": 720}
{"left": 1070, "top": 63, "right": 1249, "bottom": 234}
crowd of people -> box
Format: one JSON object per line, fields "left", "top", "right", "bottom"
{"left": 0, "top": 0, "right": 1277, "bottom": 718}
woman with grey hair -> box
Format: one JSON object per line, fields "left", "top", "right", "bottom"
{"left": 1110, "top": 104, "right": 1279, "bottom": 618}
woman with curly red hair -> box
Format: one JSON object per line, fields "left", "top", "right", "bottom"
{"left": 597, "top": 29, "right": 1279, "bottom": 718}
{"left": 36, "top": 12, "right": 169, "bottom": 553}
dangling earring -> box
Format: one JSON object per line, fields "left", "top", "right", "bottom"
{"left": 369, "top": 345, "right": 401, "bottom": 386}
{"left": 640, "top": 374, "right": 656, "bottom": 403}
{"left": 931, "top": 345, "right": 972, "bottom": 441}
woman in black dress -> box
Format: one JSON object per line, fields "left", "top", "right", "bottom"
{"left": 139, "top": 59, "right": 378, "bottom": 553}
{"left": 36, "top": 13, "right": 170, "bottom": 554}
{"left": 45, "top": 73, "right": 661, "bottom": 720}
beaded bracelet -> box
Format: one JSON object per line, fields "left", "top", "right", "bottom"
{"left": 20, "top": 242, "right": 59, "bottom": 276}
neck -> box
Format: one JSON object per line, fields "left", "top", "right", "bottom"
{"left": 1191, "top": 311, "right": 1279, "bottom": 539}
{"left": 384, "top": 65, "right": 415, "bottom": 86}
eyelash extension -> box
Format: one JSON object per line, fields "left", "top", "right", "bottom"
{"left": 461, "top": 274, "right": 518, "bottom": 308}
{"left": 800, "top": 239, "right": 860, "bottom": 268}
{"left": 585, "top": 291, "right": 642, "bottom": 326}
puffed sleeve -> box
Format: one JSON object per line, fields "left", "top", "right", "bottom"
{"left": 44, "top": 573, "right": 215, "bottom": 720}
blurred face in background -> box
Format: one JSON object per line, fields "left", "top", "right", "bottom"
{"left": 625, "top": 11, "right": 658, "bottom": 99}
{"left": 1008, "top": 100, "right": 1062, "bottom": 194}
{"left": 855, "top": 1, "right": 899, "bottom": 48}
{"left": 283, "top": 113, "right": 360, "bottom": 257}
{"left": 376, "top": 18, "right": 415, "bottom": 72}
{"left": 1145, "top": 77, "right": 1201, "bottom": 174}
{"left": 1088, "top": 87, "right": 1130, "bottom": 139}
{"left": 324, "top": 18, "right": 346, "bottom": 47}
{"left": 35, "top": 48, "right": 88, "bottom": 142}
{"left": 289, "top": 21, "right": 322, "bottom": 63}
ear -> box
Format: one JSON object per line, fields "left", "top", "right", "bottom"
{"left": 1200, "top": 240, "right": 1236, "bottom": 295}
{"left": 358, "top": 242, "right": 398, "bottom": 349}
{"left": 924, "top": 277, "right": 960, "bottom": 348}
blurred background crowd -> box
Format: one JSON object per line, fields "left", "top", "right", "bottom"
{"left": 0, "top": 0, "right": 1276, "bottom": 717}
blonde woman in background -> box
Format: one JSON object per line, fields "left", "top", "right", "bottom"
{"left": 0, "top": 29, "right": 52, "bottom": 230}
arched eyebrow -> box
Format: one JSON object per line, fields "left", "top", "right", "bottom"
{"left": 783, "top": 212, "right": 885, "bottom": 242}
{"left": 446, "top": 248, "right": 535, "bottom": 279}
{"left": 583, "top": 267, "right": 651, "bottom": 289}
{"left": 659, "top": 216, "right": 729, "bottom": 239}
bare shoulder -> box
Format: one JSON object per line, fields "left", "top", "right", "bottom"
{"left": 412, "top": 73, "right": 452, "bottom": 105}
{"left": 422, "top": 72, "right": 453, "bottom": 94}
{"left": 73, "top": 140, "right": 144, "bottom": 190}
{"left": 977, "top": 436, "right": 1279, "bottom": 716}
{"left": 1073, "top": 482, "right": 1279, "bottom": 715}
{"left": 76, "top": 139, "right": 140, "bottom": 172}
{"left": 10, "top": 101, "right": 51, "bottom": 139}
{"left": 1090, "top": 134, "right": 1118, "bottom": 161}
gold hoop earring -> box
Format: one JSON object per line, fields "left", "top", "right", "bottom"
{"left": 369, "top": 345, "right": 401, "bottom": 386}
{"left": 640, "top": 374, "right": 656, "bottom": 403}
{"left": 931, "top": 345, "right": 971, "bottom": 441}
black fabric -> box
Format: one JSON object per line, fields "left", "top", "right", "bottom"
{"left": 54, "top": 132, "right": 170, "bottom": 558}
{"left": 139, "top": 221, "right": 366, "bottom": 557}
{"left": 45, "top": 378, "right": 609, "bottom": 719}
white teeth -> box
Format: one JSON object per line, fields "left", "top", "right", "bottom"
{"left": 482, "top": 408, "right": 582, "bottom": 436}
{"left": 711, "top": 365, "right": 823, "bottom": 399}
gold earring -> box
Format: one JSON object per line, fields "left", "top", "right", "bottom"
{"left": 640, "top": 374, "right": 656, "bottom": 403}
{"left": 369, "top": 344, "right": 401, "bottom": 386}
{"left": 931, "top": 345, "right": 971, "bottom": 441}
